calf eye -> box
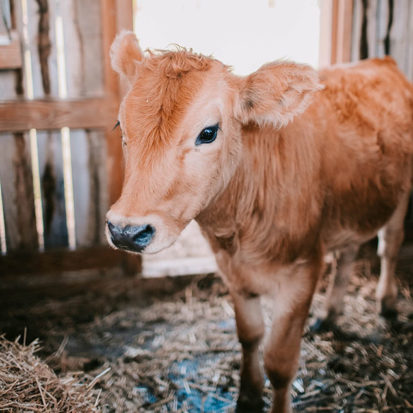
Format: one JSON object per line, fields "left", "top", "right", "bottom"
{"left": 195, "top": 124, "right": 219, "bottom": 145}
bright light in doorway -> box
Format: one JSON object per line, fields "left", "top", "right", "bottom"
{"left": 134, "top": 0, "right": 320, "bottom": 74}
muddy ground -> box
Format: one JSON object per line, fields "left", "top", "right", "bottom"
{"left": 1, "top": 249, "right": 412, "bottom": 412}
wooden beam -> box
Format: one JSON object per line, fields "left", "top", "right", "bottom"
{"left": 0, "top": 245, "right": 141, "bottom": 276}
{"left": 116, "top": 0, "right": 134, "bottom": 97}
{"left": 101, "top": 0, "right": 122, "bottom": 207}
{"left": 0, "top": 31, "right": 22, "bottom": 69}
{"left": 0, "top": 97, "right": 118, "bottom": 132}
{"left": 330, "top": 0, "right": 340, "bottom": 64}
{"left": 319, "top": 0, "right": 354, "bottom": 66}
{"left": 101, "top": 0, "right": 120, "bottom": 104}
{"left": 101, "top": 0, "right": 131, "bottom": 207}
{"left": 335, "top": 0, "right": 354, "bottom": 64}
{"left": 319, "top": 0, "right": 334, "bottom": 67}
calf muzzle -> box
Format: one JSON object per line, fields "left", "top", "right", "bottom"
{"left": 107, "top": 221, "right": 155, "bottom": 252}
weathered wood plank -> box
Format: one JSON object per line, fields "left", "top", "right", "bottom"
{"left": 389, "top": 0, "right": 409, "bottom": 73}
{"left": 375, "top": 0, "right": 388, "bottom": 58}
{"left": 70, "top": 130, "right": 108, "bottom": 247}
{"left": 359, "top": 0, "right": 369, "bottom": 59}
{"left": 17, "top": 0, "right": 45, "bottom": 99}
{"left": 0, "top": 73, "right": 18, "bottom": 99}
{"left": 351, "top": 0, "right": 363, "bottom": 61}
{"left": 0, "top": 133, "right": 38, "bottom": 251}
{"left": 0, "top": 6, "right": 19, "bottom": 253}
{"left": 0, "top": 134, "right": 19, "bottom": 251}
{"left": 34, "top": 0, "right": 52, "bottom": 96}
{"left": 73, "top": 0, "right": 104, "bottom": 97}
{"left": 0, "top": 98, "right": 117, "bottom": 131}
{"left": 406, "top": 1, "right": 413, "bottom": 81}
{"left": 43, "top": 0, "right": 60, "bottom": 97}
{"left": 367, "top": 0, "right": 378, "bottom": 57}
{"left": 319, "top": 0, "right": 334, "bottom": 67}
{"left": 335, "top": 0, "right": 353, "bottom": 63}
{"left": 37, "top": 130, "right": 68, "bottom": 248}
{"left": 0, "top": 2, "right": 22, "bottom": 101}
{"left": 0, "top": 31, "right": 22, "bottom": 69}
{"left": 101, "top": 0, "right": 125, "bottom": 207}
{"left": 12, "top": 132, "right": 38, "bottom": 250}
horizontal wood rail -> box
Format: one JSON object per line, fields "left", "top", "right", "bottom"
{"left": 0, "top": 97, "right": 118, "bottom": 132}
{"left": 0, "top": 245, "right": 140, "bottom": 276}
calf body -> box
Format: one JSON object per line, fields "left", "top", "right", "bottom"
{"left": 106, "top": 32, "right": 413, "bottom": 412}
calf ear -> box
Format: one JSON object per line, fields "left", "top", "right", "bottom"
{"left": 234, "top": 61, "right": 323, "bottom": 129}
{"left": 110, "top": 31, "right": 143, "bottom": 82}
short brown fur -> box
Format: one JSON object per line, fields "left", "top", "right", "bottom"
{"left": 107, "top": 32, "right": 413, "bottom": 412}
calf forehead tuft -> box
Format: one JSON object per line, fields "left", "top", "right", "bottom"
{"left": 122, "top": 49, "right": 222, "bottom": 164}
{"left": 144, "top": 48, "right": 215, "bottom": 78}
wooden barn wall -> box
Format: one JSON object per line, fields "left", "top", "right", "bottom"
{"left": 0, "top": 0, "right": 138, "bottom": 275}
{"left": 351, "top": 0, "right": 413, "bottom": 80}
{"left": 0, "top": 0, "right": 106, "bottom": 253}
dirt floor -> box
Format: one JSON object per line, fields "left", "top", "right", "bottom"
{"left": 1, "top": 249, "right": 413, "bottom": 412}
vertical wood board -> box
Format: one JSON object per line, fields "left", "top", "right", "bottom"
{"left": 0, "top": 132, "right": 37, "bottom": 251}
{"left": 0, "top": 134, "right": 19, "bottom": 251}
{"left": 71, "top": 129, "right": 108, "bottom": 247}
{"left": 37, "top": 129, "right": 68, "bottom": 248}
{"left": 406, "top": 1, "right": 413, "bottom": 81}
{"left": 74, "top": 0, "right": 104, "bottom": 97}
{"left": 22, "top": 0, "right": 44, "bottom": 98}
{"left": 351, "top": 0, "right": 363, "bottom": 61}
{"left": 389, "top": 0, "right": 409, "bottom": 72}
{"left": 375, "top": 0, "right": 388, "bottom": 58}
{"left": 366, "top": 0, "right": 377, "bottom": 57}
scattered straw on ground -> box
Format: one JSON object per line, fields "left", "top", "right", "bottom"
{"left": 0, "top": 334, "right": 101, "bottom": 412}
{"left": 1, "top": 255, "right": 412, "bottom": 412}
{"left": 87, "top": 274, "right": 413, "bottom": 412}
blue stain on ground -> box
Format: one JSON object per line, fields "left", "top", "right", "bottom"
{"left": 169, "top": 359, "right": 234, "bottom": 412}
{"left": 134, "top": 385, "right": 157, "bottom": 405}
{"left": 133, "top": 358, "right": 235, "bottom": 412}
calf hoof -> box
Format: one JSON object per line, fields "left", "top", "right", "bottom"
{"left": 309, "top": 317, "right": 334, "bottom": 333}
{"left": 380, "top": 306, "right": 398, "bottom": 319}
{"left": 378, "top": 298, "right": 398, "bottom": 319}
{"left": 236, "top": 394, "right": 264, "bottom": 413}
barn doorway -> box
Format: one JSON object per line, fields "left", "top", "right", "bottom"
{"left": 133, "top": 0, "right": 321, "bottom": 277}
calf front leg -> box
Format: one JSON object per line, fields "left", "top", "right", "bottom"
{"left": 231, "top": 291, "right": 265, "bottom": 412}
{"left": 265, "top": 259, "right": 321, "bottom": 413}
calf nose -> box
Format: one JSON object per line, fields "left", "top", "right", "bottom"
{"left": 107, "top": 221, "right": 155, "bottom": 252}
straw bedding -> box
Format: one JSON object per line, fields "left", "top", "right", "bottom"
{"left": 0, "top": 334, "right": 99, "bottom": 412}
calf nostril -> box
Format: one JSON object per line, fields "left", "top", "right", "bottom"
{"left": 107, "top": 221, "right": 122, "bottom": 238}
{"left": 131, "top": 224, "right": 155, "bottom": 246}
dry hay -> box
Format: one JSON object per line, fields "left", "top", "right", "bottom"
{"left": 0, "top": 333, "right": 101, "bottom": 412}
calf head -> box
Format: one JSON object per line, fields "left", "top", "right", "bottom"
{"left": 106, "top": 31, "right": 321, "bottom": 254}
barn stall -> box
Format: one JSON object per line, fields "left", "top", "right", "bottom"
{"left": 0, "top": 0, "right": 412, "bottom": 411}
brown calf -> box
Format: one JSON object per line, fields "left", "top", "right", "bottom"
{"left": 106, "top": 31, "right": 413, "bottom": 412}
